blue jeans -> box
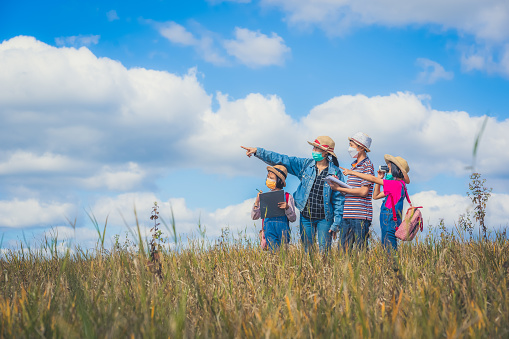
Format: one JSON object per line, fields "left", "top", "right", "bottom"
{"left": 380, "top": 197, "right": 403, "bottom": 252}
{"left": 264, "top": 215, "right": 290, "bottom": 251}
{"left": 300, "top": 216, "right": 332, "bottom": 252}
{"left": 339, "top": 218, "right": 371, "bottom": 251}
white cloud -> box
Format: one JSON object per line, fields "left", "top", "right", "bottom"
{"left": 81, "top": 162, "right": 146, "bottom": 191}
{"left": 261, "top": 0, "right": 509, "bottom": 41}
{"left": 156, "top": 21, "right": 226, "bottom": 65}
{"left": 159, "top": 22, "right": 197, "bottom": 46}
{"left": 261, "top": 0, "right": 509, "bottom": 75}
{"left": 0, "top": 199, "right": 75, "bottom": 228}
{"left": 87, "top": 192, "right": 257, "bottom": 238}
{"left": 460, "top": 43, "right": 509, "bottom": 77}
{"left": 416, "top": 58, "right": 454, "bottom": 84}
{"left": 223, "top": 27, "right": 290, "bottom": 67}
{"left": 154, "top": 22, "right": 288, "bottom": 67}
{"left": 0, "top": 151, "right": 79, "bottom": 175}
{"left": 55, "top": 34, "right": 100, "bottom": 47}
{"left": 106, "top": 10, "right": 119, "bottom": 22}
{"left": 1, "top": 36, "right": 509, "bottom": 234}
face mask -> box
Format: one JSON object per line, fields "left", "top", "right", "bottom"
{"left": 266, "top": 178, "right": 277, "bottom": 190}
{"left": 312, "top": 151, "right": 325, "bottom": 162}
{"left": 385, "top": 173, "right": 394, "bottom": 180}
{"left": 348, "top": 146, "right": 359, "bottom": 158}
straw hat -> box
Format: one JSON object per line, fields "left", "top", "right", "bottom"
{"left": 307, "top": 136, "right": 337, "bottom": 158}
{"left": 348, "top": 132, "right": 372, "bottom": 152}
{"left": 384, "top": 154, "right": 410, "bottom": 184}
{"left": 267, "top": 164, "right": 288, "bottom": 187}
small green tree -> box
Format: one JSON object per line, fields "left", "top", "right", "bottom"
{"left": 467, "top": 173, "right": 492, "bottom": 239}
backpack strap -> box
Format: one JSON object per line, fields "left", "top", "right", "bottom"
{"left": 389, "top": 181, "right": 406, "bottom": 222}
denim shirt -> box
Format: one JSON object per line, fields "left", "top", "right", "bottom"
{"left": 255, "top": 147, "right": 345, "bottom": 232}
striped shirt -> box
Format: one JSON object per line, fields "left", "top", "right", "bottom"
{"left": 343, "top": 157, "right": 374, "bottom": 220}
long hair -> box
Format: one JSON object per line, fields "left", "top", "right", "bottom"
{"left": 389, "top": 161, "right": 404, "bottom": 180}
{"left": 328, "top": 154, "right": 339, "bottom": 167}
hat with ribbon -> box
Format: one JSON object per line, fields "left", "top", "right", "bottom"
{"left": 267, "top": 164, "right": 288, "bottom": 187}
{"left": 307, "top": 136, "right": 337, "bottom": 158}
{"left": 348, "top": 132, "right": 372, "bottom": 152}
{"left": 384, "top": 154, "right": 410, "bottom": 184}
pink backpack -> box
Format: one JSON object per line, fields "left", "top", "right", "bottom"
{"left": 260, "top": 192, "right": 289, "bottom": 250}
{"left": 390, "top": 183, "right": 424, "bottom": 241}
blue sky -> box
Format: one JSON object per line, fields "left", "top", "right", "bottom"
{"left": 1, "top": 0, "right": 509, "bottom": 250}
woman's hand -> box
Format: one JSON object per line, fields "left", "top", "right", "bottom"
{"left": 338, "top": 166, "right": 353, "bottom": 176}
{"left": 278, "top": 201, "right": 289, "bottom": 210}
{"left": 241, "top": 146, "right": 257, "bottom": 157}
{"left": 377, "top": 170, "right": 385, "bottom": 179}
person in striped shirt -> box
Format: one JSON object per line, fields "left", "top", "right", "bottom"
{"left": 329, "top": 132, "right": 374, "bottom": 251}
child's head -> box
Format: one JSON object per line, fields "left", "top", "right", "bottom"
{"left": 384, "top": 154, "right": 410, "bottom": 184}
{"left": 388, "top": 162, "right": 404, "bottom": 179}
{"left": 348, "top": 132, "right": 371, "bottom": 159}
{"left": 266, "top": 164, "right": 287, "bottom": 190}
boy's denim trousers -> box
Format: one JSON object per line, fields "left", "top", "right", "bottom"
{"left": 264, "top": 215, "right": 290, "bottom": 251}
{"left": 300, "top": 215, "right": 332, "bottom": 252}
{"left": 339, "top": 218, "right": 371, "bottom": 251}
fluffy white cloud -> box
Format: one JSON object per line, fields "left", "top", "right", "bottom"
{"left": 0, "top": 151, "right": 80, "bottom": 175}
{"left": 461, "top": 43, "right": 509, "bottom": 77}
{"left": 261, "top": 0, "right": 509, "bottom": 41}
{"left": 223, "top": 28, "right": 290, "bottom": 67}
{"left": 261, "top": 0, "right": 509, "bottom": 75}
{"left": 1, "top": 36, "right": 509, "bottom": 235}
{"left": 87, "top": 192, "right": 257, "bottom": 238}
{"left": 0, "top": 199, "right": 75, "bottom": 228}
{"left": 55, "top": 34, "right": 100, "bottom": 47}
{"left": 80, "top": 162, "right": 146, "bottom": 191}
{"left": 155, "top": 22, "right": 289, "bottom": 67}
{"left": 159, "top": 22, "right": 197, "bottom": 46}
{"left": 416, "top": 58, "right": 454, "bottom": 84}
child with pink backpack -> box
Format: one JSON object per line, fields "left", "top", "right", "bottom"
{"left": 340, "top": 154, "right": 422, "bottom": 251}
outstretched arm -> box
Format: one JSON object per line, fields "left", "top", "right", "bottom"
{"left": 339, "top": 166, "right": 383, "bottom": 185}
{"left": 241, "top": 146, "right": 308, "bottom": 178}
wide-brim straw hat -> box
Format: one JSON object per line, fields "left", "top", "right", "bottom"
{"left": 348, "top": 132, "right": 372, "bottom": 152}
{"left": 384, "top": 154, "right": 410, "bottom": 184}
{"left": 267, "top": 164, "right": 287, "bottom": 187}
{"left": 307, "top": 136, "right": 337, "bottom": 158}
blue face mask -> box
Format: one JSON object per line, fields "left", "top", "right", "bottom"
{"left": 312, "top": 151, "right": 325, "bottom": 162}
{"left": 385, "top": 173, "right": 394, "bottom": 180}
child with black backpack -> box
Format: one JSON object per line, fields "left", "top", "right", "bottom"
{"left": 251, "top": 164, "right": 297, "bottom": 250}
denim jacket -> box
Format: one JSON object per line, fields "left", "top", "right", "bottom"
{"left": 255, "top": 147, "right": 345, "bottom": 232}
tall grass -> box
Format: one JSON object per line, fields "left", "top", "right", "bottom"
{"left": 1, "top": 225, "right": 508, "bottom": 338}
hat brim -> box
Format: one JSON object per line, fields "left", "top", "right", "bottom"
{"left": 267, "top": 166, "right": 286, "bottom": 187}
{"left": 348, "top": 137, "right": 371, "bottom": 152}
{"left": 384, "top": 154, "right": 410, "bottom": 184}
{"left": 307, "top": 141, "right": 338, "bottom": 158}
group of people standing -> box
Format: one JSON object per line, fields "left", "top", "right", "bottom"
{"left": 241, "top": 132, "right": 411, "bottom": 253}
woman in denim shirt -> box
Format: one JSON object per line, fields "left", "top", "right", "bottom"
{"left": 242, "top": 136, "right": 345, "bottom": 252}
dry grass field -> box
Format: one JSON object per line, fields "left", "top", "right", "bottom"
{"left": 1, "top": 228, "right": 508, "bottom": 338}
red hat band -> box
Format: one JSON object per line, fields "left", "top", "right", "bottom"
{"left": 314, "top": 139, "right": 334, "bottom": 151}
